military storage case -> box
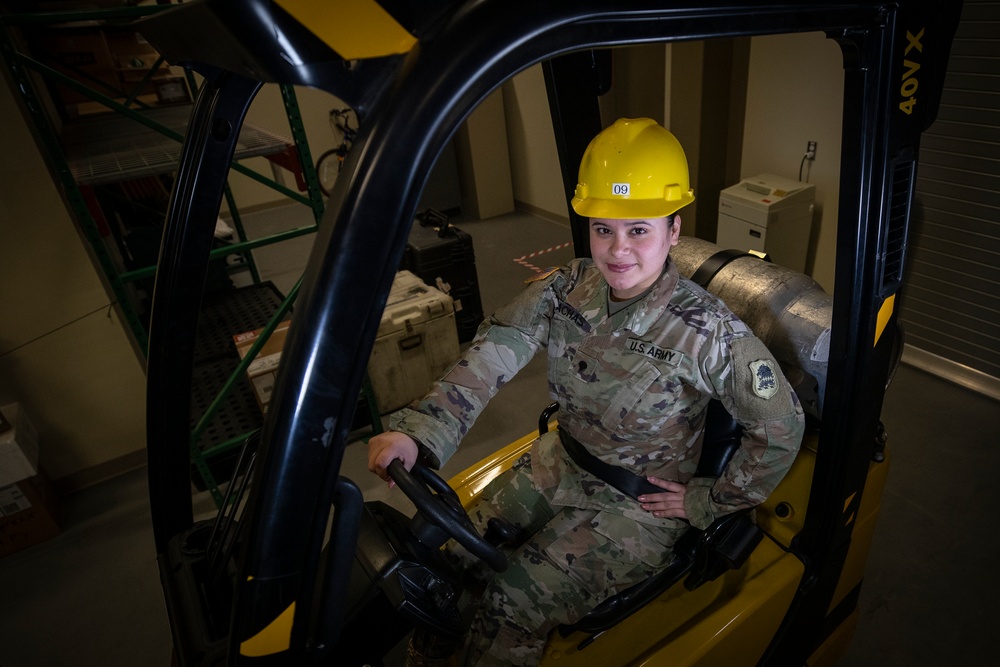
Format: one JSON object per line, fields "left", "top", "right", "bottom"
{"left": 229, "top": 272, "right": 458, "bottom": 418}
{"left": 368, "top": 270, "right": 460, "bottom": 414}
{"left": 402, "top": 212, "right": 484, "bottom": 342}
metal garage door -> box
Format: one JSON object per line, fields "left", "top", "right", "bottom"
{"left": 899, "top": 0, "right": 1000, "bottom": 399}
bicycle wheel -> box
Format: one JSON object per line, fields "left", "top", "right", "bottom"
{"left": 315, "top": 148, "right": 343, "bottom": 197}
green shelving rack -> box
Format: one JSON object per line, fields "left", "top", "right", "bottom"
{"left": 0, "top": 2, "right": 381, "bottom": 505}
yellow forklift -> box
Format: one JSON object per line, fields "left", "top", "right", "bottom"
{"left": 138, "top": 1, "right": 963, "bottom": 664}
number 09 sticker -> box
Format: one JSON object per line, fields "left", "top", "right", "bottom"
{"left": 612, "top": 183, "right": 630, "bottom": 196}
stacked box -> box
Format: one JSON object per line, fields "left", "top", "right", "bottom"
{"left": 31, "top": 27, "right": 184, "bottom": 116}
{"left": 0, "top": 404, "right": 39, "bottom": 488}
{"left": 0, "top": 405, "right": 59, "bottom": 558}
{"left": 233, "top": 320, "right": 292, "bottom": 413}
{"left": 32, "top": 29, "right": 119, "bottom": 105}
{"left": 0, "top": 471, "right": 61, "bottom": 559}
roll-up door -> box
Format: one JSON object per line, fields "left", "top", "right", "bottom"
{"left": 899, "top": 0, "right": 1000, "bottom": 398}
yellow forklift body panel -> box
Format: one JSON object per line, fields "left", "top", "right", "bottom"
{"left": 829, "top": 448, "right": 891, "bottom": 613}
{"left": 274, "top": 0, "right": 417, "bottom": 60}
{"left": 238, "top": 601, "right": 295, "bottom": 657}
{"left": 757, "top": 434, "right": 818, "bottom": 549}
{"left": 450, "top": 428, "right": 550, "bottom": 506}
{"left": 541, "top": 540, "right": 803, "bottom": 666}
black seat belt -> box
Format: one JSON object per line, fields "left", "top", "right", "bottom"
{"left": 558, "top": 429, "right": 661, "bottom": 500}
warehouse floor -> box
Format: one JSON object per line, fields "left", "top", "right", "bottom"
{"left": 1, "top": 204, "right": 997, "bottom": 666}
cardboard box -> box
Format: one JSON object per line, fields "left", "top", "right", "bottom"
{"left": 0, "top": 471, "right": 61, "bottom": 559}
{"left": 106, "top": 30, "right": 169, "bottom": 82}
{"left": 31, "top": 27, "right": 175, "bottom": 116}
{"left": 233, "top": 320, "right": 292, "bottom": 412}
{"left": 0, "top": 404, "right": 40, "bottom": 487}
{"left": 32, "top": 29, "right": 119, "bottom": 104}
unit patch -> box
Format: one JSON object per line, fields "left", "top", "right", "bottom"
{"left": 626, "top": 337, "right": 682, "bottom": 365}
{"left": 749, "top": 359, "right": 779, "bottom": 399}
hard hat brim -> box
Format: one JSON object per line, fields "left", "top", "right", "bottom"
{"left": 571, "top": 191, "right": 695, "bottom": 220}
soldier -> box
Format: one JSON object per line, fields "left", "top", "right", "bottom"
{"left": 369, "top": 117, "right": 805, "bottom": 666}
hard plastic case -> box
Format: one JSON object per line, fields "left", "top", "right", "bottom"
{"left": 368, "top": 270, "right": 461, "bottom": 414}
{"left": 402, "top": 210, "right": 484, "bottom": 342}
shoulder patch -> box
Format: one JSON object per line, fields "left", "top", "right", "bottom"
{"left": 749, "top": 359, "right": 779, "bottom": 399}
{"left": 526, "top": 267, "right": 560, "bottom": 284}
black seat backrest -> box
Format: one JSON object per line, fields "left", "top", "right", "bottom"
{"left": 697, "top": 399, "right": 743, "bottom": 478}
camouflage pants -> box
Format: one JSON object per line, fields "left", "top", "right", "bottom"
{"left": 442, "top": 452, "right": 686, "bottom": 666}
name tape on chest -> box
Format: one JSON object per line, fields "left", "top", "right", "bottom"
{"left": 626, "top": 337, "right": 682, "bottom": 365}
{"left": 556, "top": 300, "right": 592, "bottom": 332}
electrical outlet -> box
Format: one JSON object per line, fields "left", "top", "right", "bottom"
{"left": 806, "top": 141, "right": 817, "bottom": 160}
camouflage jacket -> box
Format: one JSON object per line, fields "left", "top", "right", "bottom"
{"left": 390, "top": 257, "right": 805, "bottom": 530}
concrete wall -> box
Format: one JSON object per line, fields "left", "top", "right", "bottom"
{"left": 224, "top": 83, "right": 464, "bottom": 216}
{"left": 0, "top": 73, "right": 148, "bottom": 490}
{"left": 222, "top": 83, "right": 353, "bottom": 213}
{"left": 740, "top": 32, "right": 844, "bottom": 293}
{"left": 502, "top": 64, "right": 568, "bottom": 222}
{"left": 455, "top": 88, "right": 514, "bottom": 220}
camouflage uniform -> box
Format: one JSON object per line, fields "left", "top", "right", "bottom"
{"left": 391, "top": 257, "right": 805, "bottom": 666}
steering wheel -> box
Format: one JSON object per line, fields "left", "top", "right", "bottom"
{"left": 387, "top": 459, "right": 508, "bottom": 572}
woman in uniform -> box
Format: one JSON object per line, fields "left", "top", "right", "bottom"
{"left": 369, "top": 118, "right": 805, "bottom": 666}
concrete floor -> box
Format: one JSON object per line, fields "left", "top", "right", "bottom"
{"left": 1, "top": 205, "right": 997, "bottom": 665}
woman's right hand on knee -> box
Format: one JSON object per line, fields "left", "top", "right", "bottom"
{"left": 367, "top": 431, "right": 419, "bottom": 486}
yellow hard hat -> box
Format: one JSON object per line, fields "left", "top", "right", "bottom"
{"left": 571, "top": 117, "right": 695, "bottom": 219}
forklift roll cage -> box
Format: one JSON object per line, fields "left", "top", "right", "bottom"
{"left": 138, "top": 0, "right": 962, "bottom": 664}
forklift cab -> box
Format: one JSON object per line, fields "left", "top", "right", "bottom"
{"left": 137, "top": 1, "right": 962, "bottom": 665}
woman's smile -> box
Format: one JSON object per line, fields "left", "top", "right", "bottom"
{"left": 589, "top": 216, "right": 681, "bottom": 300}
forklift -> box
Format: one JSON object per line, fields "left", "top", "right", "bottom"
{"left": 138, "top": 1, "right": 963, "bottom": 664}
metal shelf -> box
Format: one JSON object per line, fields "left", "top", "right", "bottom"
{"left": 63, "top": 106, "right": 295, "bottom": 186}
